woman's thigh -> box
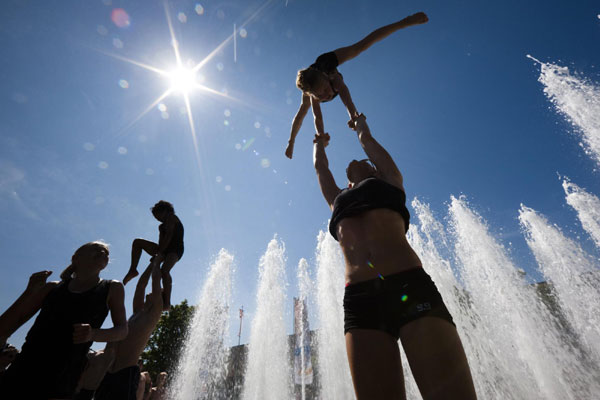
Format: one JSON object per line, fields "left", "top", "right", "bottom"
{"left": 345, "top": 329, "right": 405, "bottom": 400}
{"left": 399, "top": 317, "right": 477, "bottom": 400}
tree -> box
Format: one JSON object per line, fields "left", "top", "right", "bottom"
{"left": 141, "top": 299, "right": 195, "bottom": 382}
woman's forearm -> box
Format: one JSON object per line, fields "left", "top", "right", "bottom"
{"left": 92, "top": 324, "right": 128, "bottom": 343}
{"left": 313, "top": 142, "right": 329, "bottom": 169}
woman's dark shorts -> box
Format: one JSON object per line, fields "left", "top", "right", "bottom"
{"left": 344, "top": 267, "right": 455, "bottom": 340}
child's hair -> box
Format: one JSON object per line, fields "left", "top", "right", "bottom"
{"left": 151, "top": 200, "right": 175, "bottom": 218}
{"left": 296, "top": 67, "right": 323, "bottom": 93}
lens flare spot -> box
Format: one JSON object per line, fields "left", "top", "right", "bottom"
{"left": 102, "top": 0, "right": 112, "bottom": 6}
{"left": 138, "top": 135, "right": 147, "bottom": 143}
{"left": 98, "top": 161, "right": 109, "bottom": 169}
{"left": 401, "top": 294, "right": 408, "bottom": 302}
{"left": 97, "top": 25, "right": 108, "bottom": 36}
{"left": 224, "top": 109, "right": 231, "bottom": 117}
{"left": 94, "top": 196, "right": 105, "bottom": 205}
{"left": 235, "top": 143, "right": 241, "bottom": 150}
{"left": 117, "top": 146, "right": 128, "bottom": 155}
{"left": 242, "top": 138, "right": 255, "bottom": 151}
{"left": 254, "top": 121, "right": 261, "bottom": 129}
{"left": 161, "top": 111, "right": 170, "bottom": 119}
{"left": 378, "top": 274, "right": 384, "bottom": 280}
{"left": 178, "top": 12, "right": 187, "bottom": 23}
{"left": 145, "top": 168, "right": 154, "bottom": 175}
{"left": 12, "top": 93, "right": 27, "bottom": 104}
{"left": 111, "top": 8, "right": 131, "bottom": 28}
{"left": 216, "top": 176, "right": 223, "bottom": 183}
{"left": 83, "top": 143, "right": 95, "bottom": 151}
{"left": 260, "top": 158, "right": 270, "bottom": 168}
{"left": 113, "top": 38, "right": 124, "bottom": 48}
{"left": 239, "top": 28, "right": 247, "bottom": 38}
{"left": 195, "top": 4, "right": 204, "bottom": 15}
{"left": 158, "top": 103, "right": 167, "bottom": 112}
{"left": 367, "top": 261, "right": 375, "bottom": 269}
{"left": 217, "top": 10, "right": 225, "bottom": 19}
{"left": 118, "top": 79, "right": 129, "bottom": 89}
{"left": 216, "top": 62, "right": 224, "bottom": 71}
{"left": 286, "top": 98, "right": 293, "bottom": 105}
{"left": 224, "top": 185, "right": 231, "bottom": 191}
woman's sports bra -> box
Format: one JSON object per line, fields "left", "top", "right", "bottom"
{"left": 329, "top": 177, "right": 410, "bottom": 241}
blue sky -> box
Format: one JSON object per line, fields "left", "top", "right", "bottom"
{"left": 1, "top": 0, "right": 599, "bottom": 349}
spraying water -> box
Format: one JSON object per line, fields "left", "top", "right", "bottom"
{"left": 518, "top": 205, "right": 600, "bottom": 372}
{"left": 563, "top": 178, "right": 600, "bottom": 249}
{"left": 449, "top": 196, "right": 588, "bottom": 399}
{"left": 408, "top": 199, "right": 505, "bottom": 399}
{"left": 241, "top": 237, "right": 292, "bottom": 400}
{"left": 296, "top": 258, "right": 312, "bottom": 400}
{"left": 170, "top": 249, "right": 234, "bottom": 400}
{"left": 528, "top": 55, "right": 600, "bottom": 167}
{"left": 314, "top": 231, "right": 355, "bottom": 400}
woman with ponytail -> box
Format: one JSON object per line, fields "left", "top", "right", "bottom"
{"left": 0, "top": 241, "right": 127, "bottom": 399}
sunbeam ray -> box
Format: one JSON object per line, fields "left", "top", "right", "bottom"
{"left": 117, "top": 88, "right": 173, "bottom": 137}
{"left": 96, "top": 49, "right": 168, "bottom": 76}
{"left": 164, "top": 1, "right": 184, "bottom": 68}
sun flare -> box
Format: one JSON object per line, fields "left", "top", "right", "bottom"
{"left": 168, "top": 67, "right": 197, "bottom": 94}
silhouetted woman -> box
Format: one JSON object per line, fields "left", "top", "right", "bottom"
{"left": 0, "top": 241, "right": 127, "bottom": 399}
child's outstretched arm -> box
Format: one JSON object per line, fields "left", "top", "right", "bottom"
{"left": 331, "top": 74, "right": 358, "bottom": 125}
{"left": 310, "top": 97, "right": 326, "bottom": 137}
{"left": 285, "top": 94, "right": 312, "bottom": 159}
{"left": 333, "top": 12, "right": 429, "bottom": 66}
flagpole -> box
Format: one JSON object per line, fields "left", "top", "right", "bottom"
{"left": 238, "top": 306, "right": 244, "bottom": 346}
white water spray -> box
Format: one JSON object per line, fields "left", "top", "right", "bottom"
{"left": 450, "top": 196, "right": 586, "bottom": 399}
{"left": 408, "top": 199, "right": 504, "bottom": 399}
{"left": 170, "top": 249, "right": 234, "bottom": 400}
{"left": 241, "top": 238, "right": 292, "bottom": 400}
{"left": 528, "top": 55, "right": 600, "bottom": 167}
{"left": 314, "top": 231, "right": 355, "bottom": 400}
{"left": 519, "top": 205, "right": 600, "bottom": 370}
{"left": 563, "top": 178, "right": 600, "bottom": 249}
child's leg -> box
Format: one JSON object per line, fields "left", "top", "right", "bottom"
{"left": 334, "top": 12, "right": 428, "bottom": 65}
{"left": 124, "top": 239, "right": 159, "bottom": 285}
{"left": 160, "top": 253, "right": 179, "bottom": 311}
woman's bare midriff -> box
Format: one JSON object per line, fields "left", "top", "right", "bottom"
{"left": 336, "top": 208, "right": 422, "bottom": 285}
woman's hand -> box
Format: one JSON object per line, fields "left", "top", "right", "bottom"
{"left": 313, "top": 132, "right": 331, "bottom": 147}
{"left": 349, "top": 113, "right": 367, "bottom": 132}
{"left": 27, "top": 271, "right": 53, "bottom": 291}
{"left": 73, "top": 323, "right": 93, "bottom": 344}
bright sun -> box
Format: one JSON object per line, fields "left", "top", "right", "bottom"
{"left": 168, "top": 67, "right": 197, "bottom": 94}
